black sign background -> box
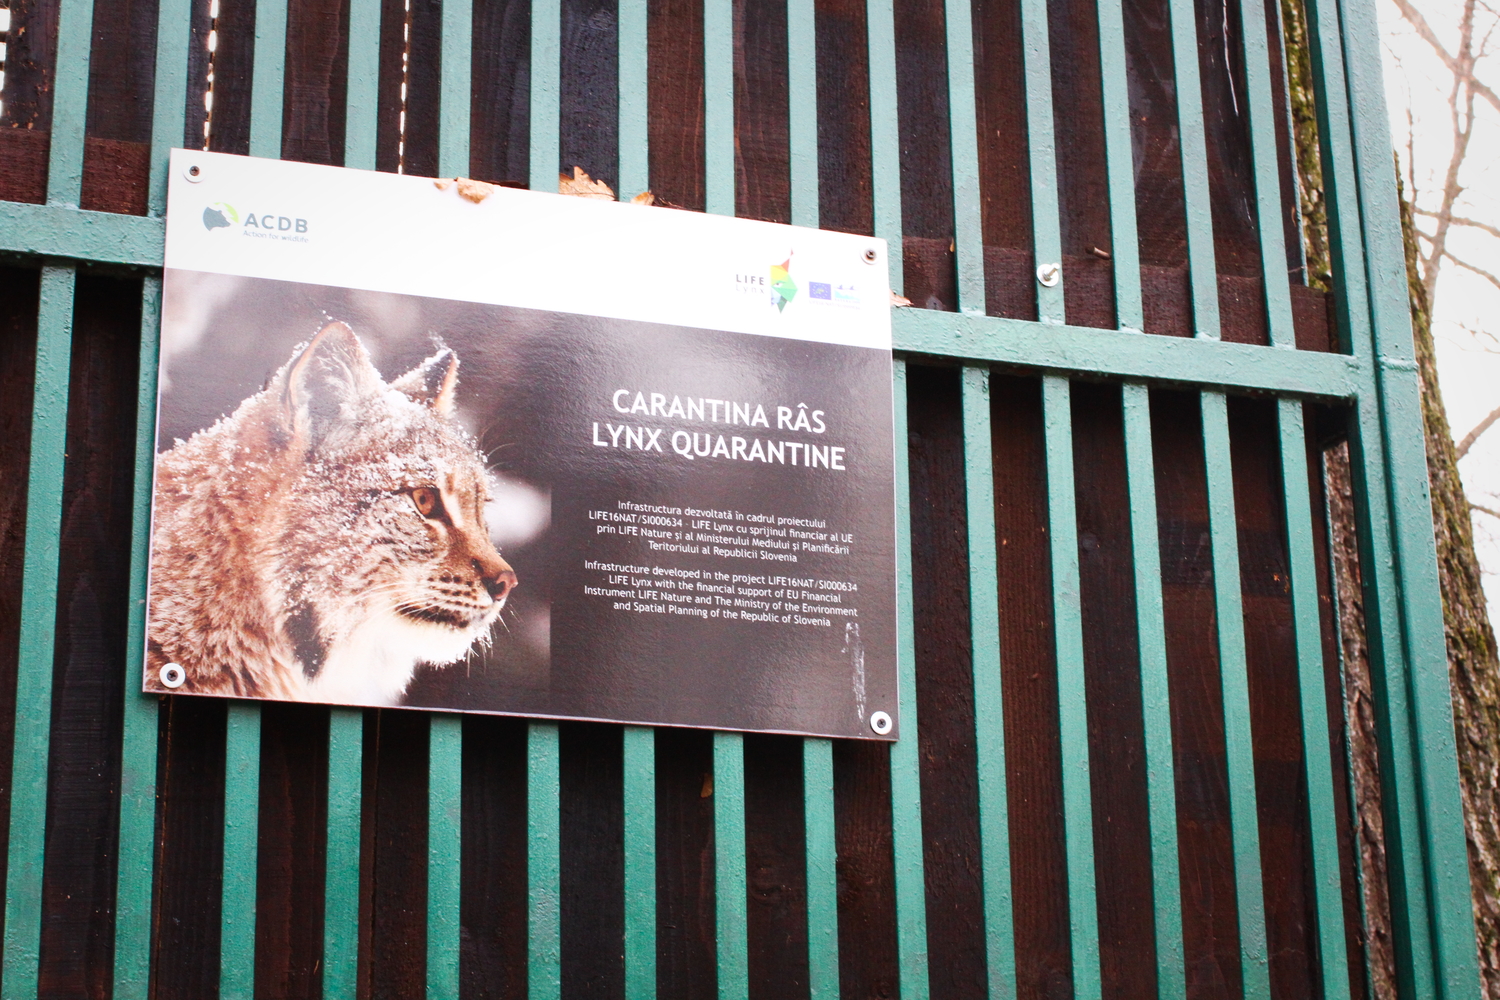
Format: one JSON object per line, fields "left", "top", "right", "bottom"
{"left": 154, "top": 272, "right": 897, "bottom": 739}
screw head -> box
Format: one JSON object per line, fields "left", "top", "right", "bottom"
{"left": 184, "top": 163, "right": 204, "bottom": 183}
{"left": 863, "top": 247, "right": 879, "bottom": 264}
{"left": 870, "top": 711, "right": 893, "bottom": 735}
{"left": 1036, "top": 262, "right": 1061, "bottom": 287}
{"left": 159, "top": 662, "right": 186, "bottom": 689}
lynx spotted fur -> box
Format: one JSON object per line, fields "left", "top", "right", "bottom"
{"left": 146, "top": 321, "right": 516, "bottom": 705}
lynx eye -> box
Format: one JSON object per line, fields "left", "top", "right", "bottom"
{"left": 410, "top": 487, "right": 445, "bottom": 520}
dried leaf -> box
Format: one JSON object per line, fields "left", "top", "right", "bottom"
{"left": 455, "top": 177, "right": 496, "bottom": 203}
{"left": 433, "top": 178, "right": 454, "bottom": 191}
{"left": 890, "top": 291, "right": 913, "bottom": 307}
{"left": 700, "top": 773, "right": 713, "bottom": 798}
{"left": 559, "top": 166, "right": 615, "bottom": 200}
{"left": 630, "top": 190, "right": 656, "bottom": 206}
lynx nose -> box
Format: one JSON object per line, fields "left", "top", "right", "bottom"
{"left": 475, "top": 558, "right": 517, "bottom": 602}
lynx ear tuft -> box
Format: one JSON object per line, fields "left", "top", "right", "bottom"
{"left": 282, "top": 321, "right": 383, "bottom": 446}
{"left": 392, "top": 348, "right": 460, "bottom": 418}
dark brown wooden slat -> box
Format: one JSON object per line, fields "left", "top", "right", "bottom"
{"left": 559, "top": 0, "right": 617, "bottom": 190}
{"left": 0, "top": 267, "right": 39, "bottom": 952}
{"left": 813, "top": 0, "right": 872, "bottom": 236}
{"left": 1226, "top": 395, "right": 1321, "bottom": 999}
{"left": 36, "top": 275, "right": 141, "bottom": 999}
{"left": 205, "top": 0, "right": 258, "bottom": 155}
{"left": 972, "top": 0, "right": 1036, "bottom": 320}
{"left": 647, "top": 0, "right": 704, "bottom": 209}
{"left": 151, "top": 697, "right": 229, "bottom": 999}
{"left": 461, "top": 714, "right": 529, "bottom": 999}
{"left": 282, "top": 0, "right": 350, "bottom": 165}
{"left": 656, "top": 726, "right": 715, "bottom": 998}
{"left": 0, "top": 0, "right": 60, "bottom": 202}
{"left": 990, "top": 373, "right": 1072, "bottom": 1000}
{"left": 906, "top": 363, "right": 986, "bottom": 1000}
{"left": 743, "top": 733, "right": 808, "bottom": 1000}
{"left": 79, "top": 0, "right": 158, "bottom": 212}
{"left": 360, "top": 708, "right": 431, "bottom": 998}
{"left": 732, "top": 0, "right": 789, "bottom": 224}
{"left": 253, "top": 703, "right": 330, "bottom": 1000}
{"left": 560, "top": 722, "right": 625, "bottom": 1000}
{"left": 832, "top": 740, "right": 897, "bottom": 999}
{"left": 1150, "top": 388, "right": 1242, "bottom": 998}
{"left": 377, "top": 0, "right": 440, "bottom": 175}
{"left": 892, "top": 0, "right": 955, "bottom": 311}
{"left": 1070, "top": 381, "right": 1158, "bottom": 1000}
{"left": 470, "top": 0, "right": 531, "bottom": 184}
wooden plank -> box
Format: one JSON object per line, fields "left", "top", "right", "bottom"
{"left": 733, "top": 0, "right": 789, "bottom": 223}
{"left": 559, "top": 0, "right": 618, "bottom": 188}
{"left": 560, "top": 723, "right": 624, "bottom": 999}
{"left": 812, "top": 0, "right": 872, "bottom": 237}
{"left": 470, "top": 0, "right": 531, "bottom": 184}
{"left": 220, "top": 703, "right": 262, "bottom": 1000}
{"left": 889, "top": 0, "right": 954, "bottom": 311}
{"left": 281, "top": 0, "right": 350, "bottom": 165}
{"left": 971, "top": 0, "right": 1035, "bottom": 320}
{"left": 647, "top": 0, "right": 704, "bottom": 208}
{"left": 744, "top": 734, "right": 811, "bottom": 998}
{"left": 461, "top": 715, "right": 529, "bottom": 997}
{"left": 655, "top": 727, "right": 715, "bottom": 997}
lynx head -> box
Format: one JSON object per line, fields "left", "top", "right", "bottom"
{"left": 266, "top": 321, "right": 515, "bottom": 702}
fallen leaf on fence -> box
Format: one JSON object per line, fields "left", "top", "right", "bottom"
{"left": 456, "top": 178, "right": 495, "bottom": 203}
{"left": 631, "top": 190, "right": 656, "bottom": 205}
{"left": 559, "top": 166, "right": 615, "bottom": 200}
{"left": 891, "top": 291, "right": 912, "bottom": 307}
{"left": 433, "top": 178, "right": 454, "bottom": 191}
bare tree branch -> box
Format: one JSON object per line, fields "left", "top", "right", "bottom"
{"left": 1459, "top": 402, "right": 1500, "bottom": 457}
{"left": 1441, "top": 248, "right": 1500, "bottom": 294}
{"left": 1391, "top": 0, "right": 1500, "bottom": 117}
{"left": 1471, "top": 501, "right": 1500, "bottom": 519}
{"left": 1415, "top": 205, "right": 1500, "bottom": 240}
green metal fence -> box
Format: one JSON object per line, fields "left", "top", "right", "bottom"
{"left": 0, "top": 0, "right": 1484, "bottom": 989}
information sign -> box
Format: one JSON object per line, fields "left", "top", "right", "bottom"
{"left": 147, "top": 150, "right": 898, "bottom": 739}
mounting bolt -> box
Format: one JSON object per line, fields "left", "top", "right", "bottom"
{"left": 159, "top": 663, "right": 186, "bottom": 689}
{"left": 184, "top": 163, "right": 204, "bottom": 183}
{"left": 1036, "top": 262, "right": 1061, "bottom": 287}
{"left": 863, "top": 247, "right": 879, "bottom": 264}
{"left": 870, "top": 711, "right": 892, "bottom": 735}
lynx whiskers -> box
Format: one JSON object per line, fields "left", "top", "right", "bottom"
{"left": 146, "top": 320, "right": 517, "bottom": 705}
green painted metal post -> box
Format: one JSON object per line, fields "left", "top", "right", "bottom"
{"left": 623, "top": 726, "right": 658, "bottom": 998}
{"left": 249, "top": 0, "right": 289, "bottom": 158}
{"left": 427, "top": 715, "right": 463, "bottom": 998}
{"left": 1018, "top": 0, "right": 1063, "bottom": 322}
{"left": 1119, "top": 383, "right": 1186, "bottom": 1000}
{"left": 529, "top": 0, "right": 560, "bottom": 190}
{"left": 1090, "top": 0, "right": 1142, "bottom": 331}
{"left": 617, "top": 0, "right": 650, "bottom": 199}
{"left": 529, "top": 723, "right": 562, "bottom": 1000}
{"left": 866, "top": 0, "right": 903, "bottom": 291}
{"left": 943, "top": 0, "right": 985, "bottom": 315}
{"left": 1200, "top": 391, "right": 1270, "bottom": 1000}
{"left": 1041, "top": 376, "right": 1103, "bottom": 1000}
{"left": 714, "top": 732, "right": 749, "bottom": 1000}
{"left": 960, "top": 366, "right": 1016, "bottom": 1000}
{"left": 222, "top": 704, "right": 263, "bottom": 1000}
{"left": 889, "top": 360, "right": 931, "bottom": 999}
{"left": 1164, "top": 0, "right": 1219, "bottom": 336}
{"left": 803, "top": 738, "right": 839, "bottom": 999}
{"left": 324, "top": 709, "right": 363, "bottom": 999}
{"left": 2, "top": 266, "right": 77, "bottom": 999}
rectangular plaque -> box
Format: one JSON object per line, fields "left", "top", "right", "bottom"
{"left": 148, "top": 150, "right": 898, "bottom": 739}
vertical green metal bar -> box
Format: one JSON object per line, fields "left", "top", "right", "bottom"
{"left": 1119, "top": 384, "right": 1185, "bottom": 1000}
{"left": 441, "top": 0, "right": 475, "bottom": 177}
{"left": 1040, "top": 376, "right": 1102, "bottom": 1000}
{"left": 1334, "top": 0, "right": 1482, "bottom": 987}
{"left": 1299, "top": 0, "right": 1451, "bottom": 987}
{"left": 44, "top": 0, "right": 95, "bottom": 204}
{"left": 115, "top": 279, "right": 164, "bottom": 1000}
{"left": 713, "top": 732, "right": 749, "bottom": 1000}
{"left": 942, "top": 0, "right": 984, "bottom": 314}
{"left": 528, "top": 723, "right": 562, "bottom": 1000}
{"left": 1163, "top": 0, "right": 1219, "bottom": 336}
{"left": 617, "top": 0, "right": 650, "bottom": 198}
{"left": 221, "top": 704, "right": 262, "bottom": 1000}
{"left": 1091, "top": 0, "right": 1141, "bottom": 332}
{"left": 345, "top": 0, "right": 383, "bottom": 170}
{"left": 787, "top": 0, "right": 818, "bottom": 228}
{"left": 1017, "top": 0, "right": 1063, "bottom": 322}
{"left": 1199, "top": 390, "right": 1269, "bottom": 1000}
{"left": 527, "top": 0, "right": 559, "bottom": 189}
{"left": 623, "top": 726, "right": 657, "bottom": 998}
{"left": 1, "top": 266, "right": 76, "bottom": 1000}
{"left": 116, "top": 1, "right": 193, "bottom": 992}
{"left": 865, "top": 0, "right": 903, "bottom": 290}
{"left": 803, "top": 738, "right": 839, "bottom": 999}
{"left": 323, "top": 709, "right": 363, "bottom": 1000}
{"left": 704, "top": 0, "right": 734, "bottom": 215}
{"left": 249, "top": 0, "right": 289, "bottom": 157}
{"left": 1275, "top": 400, "right": 1351, "bottom": 1000}
{"left": 426, "top": 715, "right": 462, "bottom": 998}
{"left": 1233, "top": 0, "right": 1296, "bottom": 347}
{"left": 960, "top": 366, "right": 1015, "bottom": 1000}
{"left": 889, "top": 360, "right": 931, "bottom": 999}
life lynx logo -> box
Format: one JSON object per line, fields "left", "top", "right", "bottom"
{"left": 202, "top": 201, "right": 310, "bottom": 242}
{"left": 734, "top": 254, "right": 798, "bottom": 312}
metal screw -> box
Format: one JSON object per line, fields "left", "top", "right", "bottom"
{"left": 1036, "top": 262, "right": 1061, "bottom": 287}
{"left": 184, "top": 163, "right": 204, "bottom": 183}
{"left": 863, "top": 247, "right": 879, "bottom": 264}
{"left": 159, "top": 662, "right": 186, "bottom": 689}
{"left": 870, "top": 711, "right": 892, "bottom": 735}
